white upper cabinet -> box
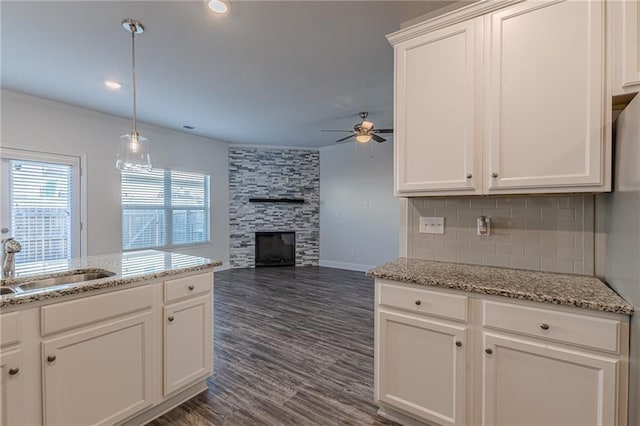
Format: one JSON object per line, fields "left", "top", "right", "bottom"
{"left": 394, "top": 18, "right": 483, "bottom": 196}
{"left": 613, "top": 0, "right": 640, "bottom": 94}
{"left": 387, "top": 0, "right": 612, "bottom": 196}
{"left": 484, "top": 0, "right": 610, "bottom": 193}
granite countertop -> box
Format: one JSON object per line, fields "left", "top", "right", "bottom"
{"left": 367, "top": 258, "right": 634, "bottom": 315}
{"left": 0, "top": 250, "right": 222, "bottom": 308}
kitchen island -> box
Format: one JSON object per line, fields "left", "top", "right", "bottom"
{"left": 0, "top": 250, "right": 221, "bottom": 426}
{"left": 368, "top": 258, "right": 633, "bottom": 426}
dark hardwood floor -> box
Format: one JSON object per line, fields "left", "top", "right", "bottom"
{"left": 150, "top": 266, "right": 396, "bottom": 426}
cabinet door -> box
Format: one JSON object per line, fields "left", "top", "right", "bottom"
{"left": 42, "top": 312, "right": 154, "bottom": 426}
{"left": 620, "top": 0, "right": 640, "bottom": 90}
{"left": 377, "top": 310, "right": 467, "bottom": 426}
{"left": 482, "top": 333, "right": 618, "bottom": 426}
{"left": 394, "top": 18, "right": 482, "bottom": 196}
{"left": 164, "top": 294, "right": 213, "bottom": 396}
{"left": 484, "top": 0, "right": 609, "bottom": 193}
{"left": 0, "top": 349, "right": 22, "bottom": 426}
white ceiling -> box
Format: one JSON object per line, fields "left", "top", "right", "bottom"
{"left": 1, "top": 1, "right": 453, "bottom": 147}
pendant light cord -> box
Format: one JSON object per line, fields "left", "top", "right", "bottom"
{"left": 131, "top": 24, "right": 137, "bottom": 135}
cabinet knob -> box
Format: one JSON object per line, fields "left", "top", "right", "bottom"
{"left": 485, "top": 348, "right": 493, "bottom": 355}
{"left": 414, "top": 300, "right": 421, "bottom": 306}
{"left": 466, "top": 174, "right": 472, "bottom": 179}
{"left": 455, "top": 341, "right": 462, "bottom": 347}
{"left": 540, "top": 323, "right": 550, "bottom": 330}
{"left": 8, "top": 367, "right": 19, "bottom": 375}
{"left": 47, "top": 355, "right": 56, "bottom": 363}
{"left": 188, "top": 285, "right": 195, "bottom": 291}
{"left": 492, "top": 172, "right": 499, "bottom": 178}
{"left": 168, "top": 316, "right": 175, "bottom": 322}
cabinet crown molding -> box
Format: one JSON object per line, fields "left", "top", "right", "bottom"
{"left": 387, "top": 0, "right": 523, "bottom": 46}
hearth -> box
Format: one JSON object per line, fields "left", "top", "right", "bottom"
{"left": 255, "top": 232, "right": 295, "bottom": 267}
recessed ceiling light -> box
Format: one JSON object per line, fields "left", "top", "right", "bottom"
{"left": 207, "top": 0, "right": 228, "bottom": 14}
{"left": 104, "top": 80, "right": 122, "bottom": 90}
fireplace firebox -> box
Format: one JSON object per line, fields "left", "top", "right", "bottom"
{"left": 255, "top": 232, "right": 295, "bottom": 267}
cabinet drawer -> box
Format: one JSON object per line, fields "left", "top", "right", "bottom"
{"left": 1, "top": 312, "right": 21, "bottom": 347}
{"left": 41, "top": 285, "right": 153, "bottom": 336}
{"left": 164, "top": 272, "right": 212, "bottom": 304}
{"left": 483, "top": 301, "right": 620, "bottom": 353}
{"left": 379, "top": 282, "right": 468, "bottom": 322}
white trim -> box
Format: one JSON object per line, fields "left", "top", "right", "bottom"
{"left": 0, "top": 146, "right": 85, "bottom": 259}
{"left": 387, "top": 0, "right": 523, "bottom": 46}
{"left": 80, "top": 153, "right": 88, "bottom": 257}
{"left": 228, "top": 143, "right": 320, "bottom": 151}
{"left": 319, "top": 259, "right": 375, "bottom": 273}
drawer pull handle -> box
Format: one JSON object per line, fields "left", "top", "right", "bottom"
{"left": 492, "top": 172, "right": 499, "bottom": 178}
{"left": 485, "top": 348, "right": 493, "bottom": 355}
{"left": 188, "top": 285, "right": 195, "bottom": 291}
{"left": 540, "top": 323, "right": 550, "bottom": 330}
{"left": 168, "top": 316, "right": 175, "bottom": 322}
{"left": 8, "top": 367, "right": 19, "bottom": 375}
{"left": 455, "top": 341, "right": 462, "bottom": 347}
{"left": 466, "top": 174, "right": 472, "bottom": 179}
{"left": 414, "top": 300, "right": 421, "bottom": 306}
{"left": 47, "top": 355, "right": 56, "bottom": 363}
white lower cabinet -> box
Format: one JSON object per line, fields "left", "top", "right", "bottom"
{"left": 482, "top": 333, "right": 618, "bottom": 426}
{"left": 0, "top": 349, "right": 23, "bottom": 426}
{"left": 378, "top": 310, "right": 467, "bottom": 426}
{"left": 42, "top": 312, "right": 155, "bottom": 426}
{"left": 0, "top": 269, "right": 214, "bottom": 425}
{"left": 164, "top": 294, "right": 213, "bottom": 396}
{"left": 374, "top": 279, "right": 629, "bottom": 426}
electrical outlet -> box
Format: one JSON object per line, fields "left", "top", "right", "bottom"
{"left": 419, "top": 217, "right": 445, "bottom": 234}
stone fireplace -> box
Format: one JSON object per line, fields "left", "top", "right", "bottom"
{"left": 229, "top": 148, "right": 319, "bottom": 268}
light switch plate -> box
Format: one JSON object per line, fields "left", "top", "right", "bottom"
{"left": 419, "top": 217, "right": 445, "bottom": 234}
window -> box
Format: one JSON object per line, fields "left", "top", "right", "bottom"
{"left": 121, "top": 168, "right": 210, "bottom": 250}
{"left": 0, "top": 149, "right": 82, "bottom": 265}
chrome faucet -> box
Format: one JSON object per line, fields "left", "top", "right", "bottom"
{"left": 2, "top": 238, "right": 22, "bottom": 279}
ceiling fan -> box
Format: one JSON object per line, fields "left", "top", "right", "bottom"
{"left": 322, "top": 112, "right": 393, "bottom": 144}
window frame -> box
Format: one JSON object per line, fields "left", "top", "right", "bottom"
{"left": 0, "top": 147, "right": 86, "bottom": 261}
{"left": 120, "top": 167, "right": 211, "bottom": 252}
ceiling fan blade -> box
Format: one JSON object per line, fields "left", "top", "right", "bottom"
{"left": 371, "top": 133, "right": 386, "bottom": 143}
{"left": 322, "top": 130, "right": 353, "bottom": 132}
{"left": 373, "top": 128, "right": 393, "bottom": 134}
{"left": 335, "top": 135, "right": 356, "bottom": 143}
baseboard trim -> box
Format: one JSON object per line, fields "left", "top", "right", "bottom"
{"left": 319, "top": 260, "right": 375, "bottom": 272}
{"left": 214, "top": 263, "right": 231, "bottom": 272}
{"left": 378, "top": 404, "right": 433, "bottom": 426}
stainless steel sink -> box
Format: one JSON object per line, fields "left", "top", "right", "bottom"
{"left": 0, "top": 287, "right": 16, "bottom": 295}
{"left": 14, "top": 270, "right": 116, "bottom": 292}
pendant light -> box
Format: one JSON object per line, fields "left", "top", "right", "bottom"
{"left": 116, "top": 19, "right": 151, "bottom": 171}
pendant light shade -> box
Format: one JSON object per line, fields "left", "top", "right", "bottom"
{"left": 116, "top": 132, "right": 151, "bottom": 171}
{"left": 116, "top": 19, "right": 151, "bottom": 171}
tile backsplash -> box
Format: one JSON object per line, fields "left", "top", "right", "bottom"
{"left": 407, "top": 195, "right": 594, "bottom": 274}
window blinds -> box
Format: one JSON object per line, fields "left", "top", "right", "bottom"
{"left": 9, "top": 159, "right": 74, "bottom": 264}
{"left": 121, "top": 168, "right": 210, "bottom": 250}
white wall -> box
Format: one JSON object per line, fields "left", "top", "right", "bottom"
{"left": 319, "top": 141, "right": 399, "bottom": 271}
{"left": 595, "top": 94, "right": 640, "bottom": 426}
{"left": 1, "top": 90, "right": 230, "bottom": 267}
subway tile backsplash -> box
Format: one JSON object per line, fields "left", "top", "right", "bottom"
{"left": 407, "top": 195, "right": 594, "bottom": 275}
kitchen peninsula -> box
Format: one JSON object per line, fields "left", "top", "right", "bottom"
{"left": 0, "top": 250, "right": 220, "bottom": 425}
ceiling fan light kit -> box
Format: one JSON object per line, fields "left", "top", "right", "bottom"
{"left": 321, "top": 111, "right": 393, "bottom": 145}
{"left": 116, "top": 19, "right": 152, "bottom": 172}
{"left": 356, "top": 134, "right": 372, "bottom": 143}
